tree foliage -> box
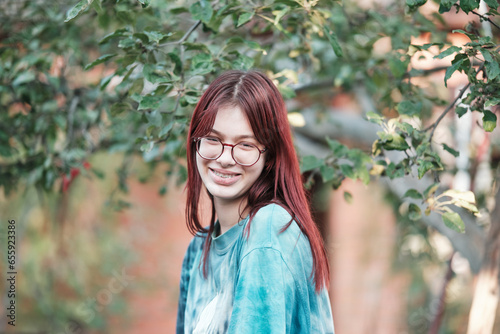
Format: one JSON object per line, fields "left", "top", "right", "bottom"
{"left": 4, "top": 0, "right": 497, "bottom": 226}
{"left": 2, "top": 0, "right": 500, "bottom": 332}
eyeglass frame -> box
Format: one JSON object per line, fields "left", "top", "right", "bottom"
{"left": 193, "top": 136, "right": 267, "bottom": 167}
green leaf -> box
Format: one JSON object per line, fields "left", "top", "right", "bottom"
{"left": 454, "top": 200, "right": 479, "bottom": 214}
{"left": 442, "top": 211, "right": 465, "bottom": 233}
{"left": 424, "top": 183, "right": 440, "bottom": 198}
{"left": 91, "top": 0, "right": 103, "bottom": 14}
{"left": 233, "top": 54, "right": 254, "bottom": 71}
{"left": 365, "top": 112, "right": 384, "bottom": 125}
{"left": 343, "top": 191, "right": 353, "bottom": 204}
{"left": 484, "top": 0, "right": 499, "bottom": 9}
{"left": 273, "top": 7, "right": 289, "bottom": 25}
{"left": 340, "top": 164, "right": 355, "bottom": 179}
{"left": 137, "top": 0, "right": 150, "bottom": 8}
{"left": 110, "top": 102, "right": 132, "bottom": 116}
{"left": 91, "top": 168, "right": 105, "bottom": 179}
{"left": 397, "top": 100, "right": 422, "bottom": 116}
{"left": 403, "top": 189, "right": 424, "bottom": 199}
{"left": 326, "top": 137, "right": 348, "bottom": 156}
{"left": 65, "top": 0, "right": 94, "bottom": 22}
{"left": 183, "top": 94, "right": 200, "bottom": 105}
{"left": 442, "top": 143, "right": 459, "bottom": 157}
{"left": 99, "top": 28, "right": 129, "bottom": 44}
{"left": 170, "top": 7, "right": 189, "bottom": 14}
{"left": 417, "top": 160, "right": 434, "bottom": 179}
{"left": 138, "top": 96, "right": 162, "bottom": 110}
{"left": 480, "top": 48, "right": 494, "bottom": 62}
{"left": 444, "top": 55, "right": 467, "bottom": 87}
{"left": 383, "top": 134, "right": 410, "bottom": 151}
{"left": 99, "top": 74, "right": 114, "bottom": 90}
{"left": 237, "top": 12, "right": 255, "bottom": 27}
{"left": 143, "top": 64, "right": 178, "bottom": 84}
{"left": 168, "top": 52, "right": 183, "bottom": 75}
{"left": 408, "top": 203, "right": 422, "bottom": 221}
{"left": 278, "top": 85, "right": 296, "bottom": 99}
{"left": 159, "top": 185, "right": 167, "bottom": 196}
{"left": 183, "top": 42, "right": 210, "bottom": 52}
{"left": 12, "top": 71, "right": 36, "bottom": 86}
{"left": 159, "top": 123, "right": 173, "bottom": 137}
{"left": 301, "top": 155, "right": 323, "bottom": 172}
{"left": 388, "top": 57, "right": 408, "bottom": 79}
{"left": 421, "top": 42, "right": 444, "bottom": 50}
{"left": 145, "top": 109, "right": 162, "bottom": 126}
{"left": 482, "top": 109, "right": 497, "bottom": 132}
{"left": 191, "top": 53, "right": 214, "bottom": 75}
{"left": 460, "top": 0, "right": 480, "bottom": 13}
{"left": 144, "top": 31, "right": 171, "bottom": 44}
{"left": 485, "top": 98, "right": 500, "bottom": 108}
{"left": 320, "top": 165, "right": 335, "bottom": 182}
{"left": 140, "top": 141, "right": 154, "bottom": 153}
{"left": 84, "top": 54, "right": 117, "bottom": 71}
{"left": 485, "top": 60, "right": 500, "bottom": 80}
{"left": 190, "top": 0, "right": 213, "bottom": 24}
{"left": 406, "top": 0, "right": 427, "bottom": 9}
{"left": 452, "top": 29, "right": 478, "bottom": 40}
{"left": 438, "top": 0, "right": 457, "bottom": 13}
{"left": 455, "top": 105, "right": 468, "bottom": 117}
{"left": 434, "top": 46, "right": 461, "bottom": 59}
{"left": 323, "top": 26, "right": 344, "bottom": 57}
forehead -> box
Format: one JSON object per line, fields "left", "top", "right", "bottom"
{"left": 211, "top": 105, "right": 255, "bottom": 139}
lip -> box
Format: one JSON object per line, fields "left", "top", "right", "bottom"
{"left": 209, "top": 168, "right": 241, "bottom": 186}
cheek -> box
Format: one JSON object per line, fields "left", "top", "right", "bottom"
{"left": 250, "top": 160, "right": 266, "bottom": 179}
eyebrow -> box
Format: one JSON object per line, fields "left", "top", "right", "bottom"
{"left": 209, "top": 129, "right": 257, "bottom": 141}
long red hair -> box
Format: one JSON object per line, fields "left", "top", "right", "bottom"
{"left": 185, "top": 70, "right": 329, "bottom": 292}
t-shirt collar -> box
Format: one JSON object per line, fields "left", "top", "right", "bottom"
{"left": 212, "top": 216, "right": 248, "bottom": 254}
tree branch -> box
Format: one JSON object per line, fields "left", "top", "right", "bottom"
{"left": 424, "top": 81, "right": 471, "bottom": 141}
{"left": 159, "top": 20, "right": 202, "bottom": 47}
{"left": 471, "top": 10, "right": 500, "bottom": 32}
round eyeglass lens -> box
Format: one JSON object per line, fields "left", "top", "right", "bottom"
{"left": 233, "top": 143, "right": 260, "bottom": 166}
{"left": 197, "top": 138, "right": 221, "bottom": 159}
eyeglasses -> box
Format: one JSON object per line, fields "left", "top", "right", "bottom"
{"left": 193, "top": 137, "right": 267, "bottom": 167}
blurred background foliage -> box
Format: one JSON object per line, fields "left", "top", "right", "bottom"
{"left": 1, "top": 0, "right": 500, "bottom": 333}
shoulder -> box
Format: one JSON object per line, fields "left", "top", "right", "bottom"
{"left": 244, "top": 203, "right": 304, "bottom": 253}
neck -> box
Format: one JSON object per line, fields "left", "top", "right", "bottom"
{"left": 214, "top": 197, "right": 249, "bottom": 236}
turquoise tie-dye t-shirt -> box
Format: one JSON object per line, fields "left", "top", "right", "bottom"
{"left": 176, "top": 203, "right": 335, "bottom": 333}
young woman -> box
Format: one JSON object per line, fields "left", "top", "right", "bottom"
{"left": 176, "top": 70, "right": 335, "bottom": 333}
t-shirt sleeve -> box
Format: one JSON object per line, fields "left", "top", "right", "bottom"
{"left": 228, "top": 247, "right": 290, "bottom": 333}
{"left": 176, "top": 236, "right": 203, "bottom": 334}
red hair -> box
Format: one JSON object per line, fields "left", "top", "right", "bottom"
{"left": 185, "top": 70, "right": 330, "bottom": 292}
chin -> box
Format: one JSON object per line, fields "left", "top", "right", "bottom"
{"left": 207, "top": 185, "right": 245, "bottom": 203}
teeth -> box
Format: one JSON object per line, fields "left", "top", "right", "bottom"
{"left": 213, "top": 170, "right": 236, "bottom": 178}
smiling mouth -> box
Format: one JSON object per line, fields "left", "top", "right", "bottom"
{"left": 210, "top": 168, "right": 240, "bottom": 179}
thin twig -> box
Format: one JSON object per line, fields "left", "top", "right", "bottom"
{"left": 159, "top": 20, "right": 202, "bottom": 47}
{"left": 425, "top": 63, "right": 485, "bottom": 140}
{"left": 425, "top": 81, "right": 471, "bottom": 141}
{"left": 471, "top": 10, "right": 500, "bottom": 32}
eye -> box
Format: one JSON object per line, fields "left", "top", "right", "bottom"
{"left": 238, "top": 142, "right": 257, "bottom": 150}
{"left": 204, "top": 137, "right": 220, "bottom": 143}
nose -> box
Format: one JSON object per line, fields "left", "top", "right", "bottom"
{"left": 216, "top": 145, "right": 235, "bottom": 166}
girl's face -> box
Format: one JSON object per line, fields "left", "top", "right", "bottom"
{"left": 196, "top": 105, "right": 266, "bottom": 206}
